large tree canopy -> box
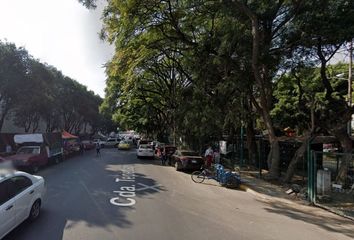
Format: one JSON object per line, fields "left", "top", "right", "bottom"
{"left": 82, "top": 0, "right": 354, "bottom": 181}
{"left": 0, "top": 40, "right": 113, "bottom": 134}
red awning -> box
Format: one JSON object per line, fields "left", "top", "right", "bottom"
{"left": 62, "top": 131, "right": 78, "bottom": 139}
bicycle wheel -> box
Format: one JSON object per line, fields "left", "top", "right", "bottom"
{"left": 191, "top": 171, "right": 205, "bottom": 183}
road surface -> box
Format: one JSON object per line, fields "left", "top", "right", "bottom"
{"left": 4, "top": 148, "right": 354, "bottom": 240}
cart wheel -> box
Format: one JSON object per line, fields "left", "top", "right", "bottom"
{"left": 191, "top": 171, "right": 205, "bottom": 183}
{"left": 225, "top": 176, "right": 240, "bottom": 189}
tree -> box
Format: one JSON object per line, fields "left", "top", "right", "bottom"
{"left": 0, "top": 41, "right": 30, "bottom": 131}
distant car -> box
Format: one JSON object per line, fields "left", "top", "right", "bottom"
{"left": 138, "top": 139, "right": 152, "bottom": 147}
{"left": 171, "top": 150, "right": 204, "bottom": 171}
{"left": 155, "top": 142, "right": 165, "bottom": 149}
{"left": 0, "top": 170, "right": 45, "bottom": 239}
{"left": 0, "top": 157, "right": 12, "bottom": 169}
{"left": 93, "top": 139, "right": 106, "bottom": 148}
{"left": 118, "top": 141, "right": 131, "bottom": 150}
{"left": 137, "top": 144, "right": 154, "bottom": 159}
{"left": 151, "top": 141, "right": 159, "bottom": 148}
{"left": 81, "top": 140, "right": 95, "bottom": 150}
{"left": 104, "top": 138, "right": 120, "bottom": 148}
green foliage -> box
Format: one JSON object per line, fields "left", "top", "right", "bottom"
{"left": 0, "top": 40, "right": 110, "bottom": 134}
{"left": 94, "top": 0, "right": 354, "bottom": 157}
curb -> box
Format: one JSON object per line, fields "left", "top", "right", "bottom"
{"left": 240, "top": 183, "right": 354, "bottom": 222}
{"left": 239, "top": 184, "right": 249, "bottom": 192}
{"left": 315, "top": 203, "right": 354, "bottom": 222}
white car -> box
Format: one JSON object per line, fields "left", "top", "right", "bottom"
{"left": 104, "top": 138, "right": 120, "bottom": 148}
{"left": 0, "top": 170, "right": 45, "bottom": 239}
{"left": 93, "top": 139, "right": 106, "bottom": 148}
{"left": 137, "top": 144, "right": 154, "bottom": 158}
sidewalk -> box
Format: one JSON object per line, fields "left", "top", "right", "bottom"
{"left": 238, "top": 169, "right": 354, "bottom": 222}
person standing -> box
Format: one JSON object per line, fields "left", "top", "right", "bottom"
{"left": 204, "top": 145, "right": 213, "bottom": 169}
{"left": 96, "top": 141, "right": 101, "bottom": 156}
{"left": 79, "top": 142, "right": 84, "bottom": 155}
{"left": 5, "top": 144, "right": 12, "bottom": 153}
{"left": 214, "top": 148, "right": 221, "bottom": 164}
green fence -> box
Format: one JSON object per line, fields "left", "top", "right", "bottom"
{"left": 308, "top": 151, "right": 354, "bottom": 218}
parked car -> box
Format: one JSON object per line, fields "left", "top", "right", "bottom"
{"left": 137, "top": 139, "right": 152, "bottom": 148}
{"left": 137, "top": 144, "right": 154, "bottom": 159}
{"left": 0, "top": 157, "right": 12, "bottom": 169}
{"left": 6, "top": 133, "right": 63, "bottom": 173}
{"left": 118, "top": 140, "right": 131, "bottom": 150}
{"left": 171, "top": 150, "right": 204, "bottom": 171}
{"left": 0, "top": 170, "right": 45, "bottom": 239}
{"left": 81, "top": 140, "right": 95, "bottom": 150}
{"left": 93, "top": 139, "right": 106, "bottom": 148}
{"left": 104, "top": 138, "right": 120, "bottom": 148}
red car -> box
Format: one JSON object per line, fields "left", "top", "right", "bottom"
{"left": 171, "top": 150, "right": 203, "bottom": 171}
{"left": 6, "top": 146, "right": 48, "bottom": 173}
{"left": 82, "top": 140, "right": 95, "bottom": 150}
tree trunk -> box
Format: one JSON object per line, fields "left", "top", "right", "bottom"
{"left": 234, "top": 1, "right": 280, "bottom": 178}
{"left": 246, "top": 119, "right": 257, "bottom": 165}
{"left": 0, "top": 114, "right": 6, "bottom": 133}
{"left": 333, "top": 129, "right": 351, "bottom": 184}
{"left": 266, "top": 138, "right": 280, "bottom": 179}
{"left": 284, "top": 134, "right": 313, "bottom": 183}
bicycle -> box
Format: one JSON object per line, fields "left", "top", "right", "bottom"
{"left": 191, "top": 168, "right": 215, "bottom": 183}
{"left": 191, "top": 164, "right": 241, "bottom": 188}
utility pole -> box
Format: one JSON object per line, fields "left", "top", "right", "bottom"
{"left": 348, "top": 40, "right": 353, "bottom": 135}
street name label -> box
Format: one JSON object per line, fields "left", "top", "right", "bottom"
{"left": 110, "top": 165, "right": 136, "bottom": 207}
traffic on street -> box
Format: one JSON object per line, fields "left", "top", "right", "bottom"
{"left": 1, "top": 1, "right": 354, "bottom": 239}
{"left": 1, "top": 146, "right": 353, "bottom": 240}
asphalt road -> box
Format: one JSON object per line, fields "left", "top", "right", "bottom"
{"left": 4, "top": 148, "right": 354, "bottom": 240}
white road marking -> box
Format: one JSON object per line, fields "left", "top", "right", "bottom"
{"left": 135, "top": 183, "right": 162, "bottom": 192}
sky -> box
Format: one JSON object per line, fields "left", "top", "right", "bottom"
{"left": 0, "top": 0, "right": 114, "bottom": 97}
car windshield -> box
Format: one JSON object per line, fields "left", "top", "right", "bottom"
{"left": 140, "top": 144, "right": 152, "bottom": 149}
{"left": 17, "top": 147, "right": 40, "bottom": 154}
{"left": 181, "top": 151, "right": 199, "bottom": 156}
{"left": 120, "top": 141, "right": 127, "bottom": 144}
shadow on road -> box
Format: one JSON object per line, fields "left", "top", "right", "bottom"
{"left": 258, "top": 199, "right": 354, "bottom": 239}
{"left": 4, "top": 148, "right": 164, "bottom": 240}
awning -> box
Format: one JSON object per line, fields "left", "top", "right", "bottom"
{"left": 62, "top": 131, "right": 78, "bottom": 139}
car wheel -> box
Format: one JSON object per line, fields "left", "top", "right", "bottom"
{"left": 29, "top": 200, "right": 41, "bottom": 221}
{"left": 31, "top": 165, "right": 39, "bottom": 174}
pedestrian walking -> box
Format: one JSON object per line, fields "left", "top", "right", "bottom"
{"left": 161, "top": 148, "right": 167, "bottom": 165}
{"left": 5, "top": 144, "right": 12, "bottom": 153}
{"left": 79, "top": 143, "right": 84, "bottom": 155}
{"left": 96, "top": 142, "right": 101, "bottom": 157}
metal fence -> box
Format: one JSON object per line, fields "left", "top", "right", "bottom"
{"left": 218, "top": 136, "right": 354, "bottom": 218}
{"left": 309, "top": 151, "right": 354, "bottom": 218}
{"left": 220, "top": 137, "right": 307, "bottom": 182}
